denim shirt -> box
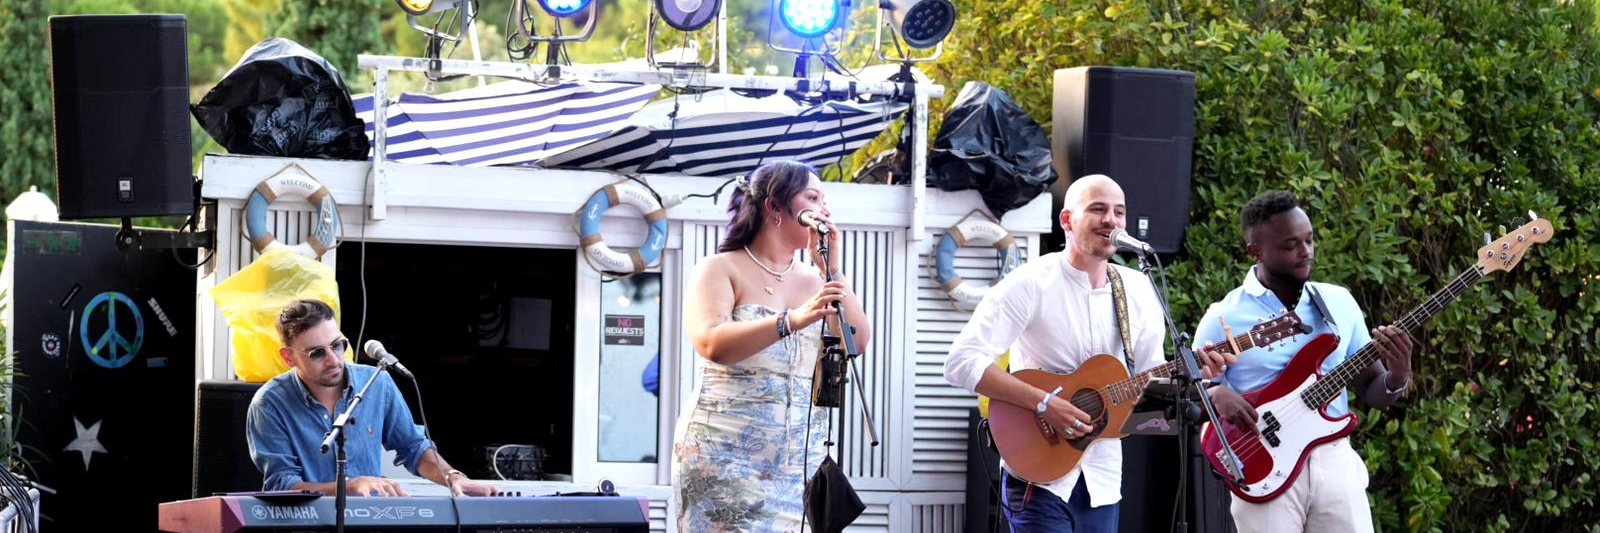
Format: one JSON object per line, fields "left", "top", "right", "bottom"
{"left": 1191, "top": 266, "right": 1374, "bottom": 417}
{"left": 246, "top": 362, "right": 435, "bottom": 490}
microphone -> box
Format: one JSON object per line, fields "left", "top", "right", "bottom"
{"left": 362, "top": 340, "right": 415, "bottom": 380}
{"left": 1109, "top": 228, "right": 1155, "bottom": 254}
{"left": 797, "top": 210, "right": 831, "bottom": 235}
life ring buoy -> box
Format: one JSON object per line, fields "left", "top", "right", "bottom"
{"left": 575, "top": 180, "right": 668, "bottom": 274}
{"left": 932, "top": 216, "right": 1021, "bottom": 309}
{"left": 244, "top": 164, "right": 341, "bottom": 259}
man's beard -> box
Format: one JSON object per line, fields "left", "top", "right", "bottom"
{"left": 313, "top": 368, "right": 344, "bottom": 389}
{"left": 1262, "top": 261, "right": 1311, "bottom": 288}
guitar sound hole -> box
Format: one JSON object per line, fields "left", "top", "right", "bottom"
{"left": 1070, "top": 389, "right": 1105, "bottom": 427}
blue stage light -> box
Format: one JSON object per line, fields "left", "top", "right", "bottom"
{"left": 539, "top": 0, "right": 592, "bottom": 17}
{"left": 778, "top": 0, "right": 839, "bottom": 38}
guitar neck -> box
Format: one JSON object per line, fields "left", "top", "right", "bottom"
{"left": 1305, "top": 264, "right": 1486, "bottom": 406}
{"left": 1107, "top": 324, "right": 1262, "bottom": 404}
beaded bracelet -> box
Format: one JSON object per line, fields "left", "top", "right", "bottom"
{"left": 776, "top": 309, "right": 792, "bottom": 338}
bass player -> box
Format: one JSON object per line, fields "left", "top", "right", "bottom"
{"left": 1193, "top": 190, "right": 1414, "bottom": 533}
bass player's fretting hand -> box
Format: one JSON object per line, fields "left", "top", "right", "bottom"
{"left": 1206, "top": 386, "right": 1259, "bottom": 437}
{"left": 1370, "top": 325, "right": 1413, "bottom": 386}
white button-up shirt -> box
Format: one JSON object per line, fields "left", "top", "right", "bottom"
{"left": 945, "top": 252, "right": 1167, "bottom": 507}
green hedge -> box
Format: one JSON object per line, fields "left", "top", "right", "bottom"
{"left": 930, "top": 0, "right": 1600, "bottom": 530}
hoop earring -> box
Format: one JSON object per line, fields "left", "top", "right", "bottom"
{"left": 772, "top": 216, "right": 783, "bottom": 228}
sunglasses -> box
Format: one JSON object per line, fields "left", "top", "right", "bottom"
{"left": 295, "top": 338, "right": 350, "bottom": 361}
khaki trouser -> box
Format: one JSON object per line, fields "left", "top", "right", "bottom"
{"left": 1231, "top": 437, "right": 1374, "bottom": 533}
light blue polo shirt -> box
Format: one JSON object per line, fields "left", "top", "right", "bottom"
{"left": 1191, "top": 266, "right": 1373, "bottom": 417}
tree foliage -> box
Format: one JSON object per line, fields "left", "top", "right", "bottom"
{"left": 266, "top": 0, "right": 384, "bottom": 88}
{"left": 934, "top": 0, "right": 1600, "bottom": 530}
{"left": 0, "top": 0, "right": 55, "bottom": 209}
{"left": 222, "top": 0, "right": 279, "bottom": 64}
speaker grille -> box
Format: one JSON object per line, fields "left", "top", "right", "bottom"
{"left": 193, "top": 380, "right": 265, "bottom": 497}
{"left": 1053, "top": 66, "right": 1196, "bottom": 254}
{"left": 49, "top": 14, "right": 193, "bottom": 219}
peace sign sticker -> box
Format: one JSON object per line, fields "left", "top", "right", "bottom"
{"left": 79, "top": 292, "right": 144, "bottom": 369}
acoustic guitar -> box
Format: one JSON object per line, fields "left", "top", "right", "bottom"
{"left": 989, "top": 311, "right": 1311, "bottom": 483}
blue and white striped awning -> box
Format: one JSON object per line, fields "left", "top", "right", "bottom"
{"left": 353, "top": 80, "right": 660, "bottom": 167}
{"left": 352, "top": 79, "right": 906, "bottom": 175}
{"left": 540, "top": 89, "right": 908, "bottom": 177}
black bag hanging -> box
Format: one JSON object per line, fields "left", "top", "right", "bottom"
{"left": 805, "top": 456, "right": 865, "bottom": 533}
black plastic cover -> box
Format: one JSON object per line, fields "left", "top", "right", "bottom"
{"left": 191, "top": 38, "right": 369, "bottom": 159}
{"left": 929, "top": 81, "right": 1057, "bottom": 219}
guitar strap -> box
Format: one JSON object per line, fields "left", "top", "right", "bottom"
{"left": 1305, "top": 283, "right": 1339, "bottom": 334}
{"left": 1106, "top": 267, "right": 1137, "bottom": 374}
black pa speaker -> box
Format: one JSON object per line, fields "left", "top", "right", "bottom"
{"left": 49, "top": 14, "right": 194, "bottom": 220}
{"left": 1053, "top": 66, "right": 1195, "bottom": 254}
{"left": 194, "top": 380, "right": 265, "bottom": 497}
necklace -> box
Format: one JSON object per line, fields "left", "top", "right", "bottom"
{"left": 744, "top": 246, "right": 796, "bottom": 295}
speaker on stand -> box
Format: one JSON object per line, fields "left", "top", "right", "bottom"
{"left": 49, "top": 14, "right": 214, "bottom": 250}
{"left": 49, "top": 14, "right": 194, "bottom": 220}
{"left": 1050, "top": 66, "right": 1196, "bottom": 254}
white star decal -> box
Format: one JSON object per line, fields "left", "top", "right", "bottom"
{"left": 63, "top": 417, "right": 108, "bottom": 471}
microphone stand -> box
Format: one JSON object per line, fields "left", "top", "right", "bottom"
{"left": 1131, "top": 248, "right": 1244, "bottom": 533}
{"left": 807, "top": 226, "right": 879, "bottom": 528}
{"left": 320, "top": 360, "right": 392, "bottom": 533}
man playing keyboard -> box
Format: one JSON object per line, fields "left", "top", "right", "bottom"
{"left": 246, "top": 299, "right": 501, "bottom": 497}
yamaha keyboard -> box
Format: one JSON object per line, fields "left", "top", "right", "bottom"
{"left": 159, "top": 494, "right": 649, "bottom": 532}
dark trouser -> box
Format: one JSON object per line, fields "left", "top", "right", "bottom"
{"left": 1002, "top": 470, "right": 1120, "bottom": 533}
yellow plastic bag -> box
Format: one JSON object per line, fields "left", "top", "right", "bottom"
{"left": 977, "top": 350, "right": 1011, "bottom": 419}
{"left": 209, "top": 247, "right": 345, "bottom": 382}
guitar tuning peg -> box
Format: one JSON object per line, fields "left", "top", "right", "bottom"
{"left": 1483, "top": 232, "right": 1492, "bottom": 245}
{"left": 1528, "top": 210, "right": 1539, "bottom": 221}
{"left": 1497, "top": 225, "right": 1507, "bottom": 237}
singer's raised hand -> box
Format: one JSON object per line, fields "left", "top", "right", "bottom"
{"left": 804, "top": 212, "right": 842, "bottom": 275}
{"left": 790, "top": 280, "right": 848, "bottom": 328}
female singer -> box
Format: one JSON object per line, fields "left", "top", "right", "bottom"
{"left": 672, "top": 160, "right": 872, "bottom": 531}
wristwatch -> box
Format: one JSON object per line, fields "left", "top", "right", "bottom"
{"left": 1384, "top": 371, "right": 1410, "bottom": 395}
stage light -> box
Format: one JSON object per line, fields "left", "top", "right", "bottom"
{"left": 645, "top": 0, "right": 721, "bottom": 69}
{"left": 654, "top": 0, "right": 720, "bottom": 32}
{"left": 511, "top": 0, "right": 599, "bottom": 64}
{"left": 777, "top": 0, "right": 841, "bottom": 38}
{"left": 394, "top": 0, "right": 464, "bottom": 16}
{"left": 884, "top": 0, "right": 954, "bottom": 49}
{"left": 396, "top": 0, "right": 433, "bottom": 15}
{"left": 539, "top": 0, "right": 593, "bottom": 17}
{"left": 395, "top": 0, "right": 474, "bottom": 42}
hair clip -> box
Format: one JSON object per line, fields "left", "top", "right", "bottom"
{"left": 735, "top": 173, "right": 757, "bottom": 196}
